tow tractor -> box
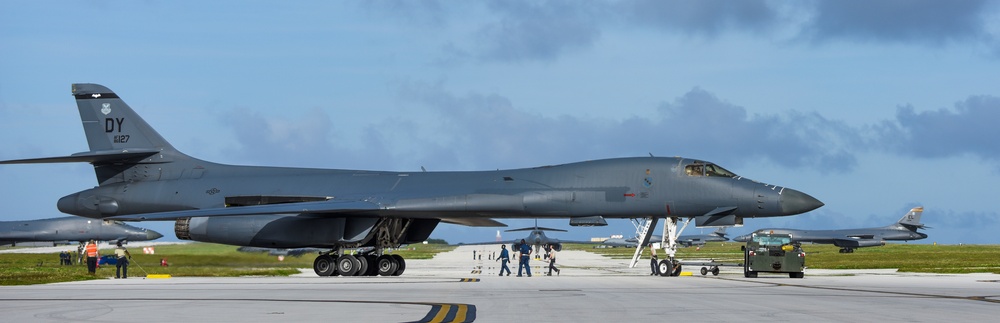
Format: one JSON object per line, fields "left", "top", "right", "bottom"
{"left": 742, "top": 231, "right": 805, "bottom": 278}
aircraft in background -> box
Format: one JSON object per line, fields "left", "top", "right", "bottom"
{"left": 733, "top": 207, "right": 927, "bottom": 253}
{"left": 0, "top": 216, "right": 163, "bottom": 246}
{"left": 603, "top": 227, "right": 729, "bottom": 248}
{"left": 0, "top": 83, "right": 822, "bottom": 277}
{"left": 459, "top": 219, "right": 593, "bottom": 255}
{"left": 236, "top": 246, "right": 324, "bottom": 257}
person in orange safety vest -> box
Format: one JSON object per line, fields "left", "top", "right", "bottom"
{"left": 85, "top": 240, "right": 99, "bottom": 274}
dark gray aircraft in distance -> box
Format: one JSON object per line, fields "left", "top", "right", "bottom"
{"left": 733, "top": 207, "right": 927, "bottom": 253}
{"left": 0, "top": 83, "right": 823, "bottom": 277}
{"left": 236, "top": 246, "right": 325, "bottom": 257}
{"left": 459, "top": 220, "right": 593, "bottom": 254}
{"left": 0, "top": 216, "right": 163, "bottom": 246}
{"left": 603, "top": 227, "right": 729, "bottom": 248}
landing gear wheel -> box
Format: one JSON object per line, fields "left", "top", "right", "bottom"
{"left": 700, "top": 267, "right": 708, "bottom": 276}
{"left": 364, "top": 255, "right": 380, "bottom": 276}
{"left": 356, "top": 255, "right": 369, "bottom": 276}
{"left": 338, "top": 255, "right": 360, "bottom": 276}
{"left": 390, "top": 254, "right": 405, "bottom": 276}
{"left": 313, "top": 255, "right": 336, "bottom": 277}
{"left": 671, "top": 264, "right": 682, "bottom": 277}
{"left": 377, "top": 255, "right": 399, "bottom": 276}
{"left": 711, "top": 266, "right": 720, "bottom": 276}
{"left": 657, "top": 259, "right": 671, "bottom": 277}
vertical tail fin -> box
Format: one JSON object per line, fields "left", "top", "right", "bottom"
{"left": 72, "top": 83, "right": 176, "bottom": 153}
{"left": 897, "top": 207, "right": 924, "bottom": 228}
{"left": 713, "top": 227, "right": 727, "bottom": 237}
{"left": 0, "top": 83, "right": 194, "bottom": 185}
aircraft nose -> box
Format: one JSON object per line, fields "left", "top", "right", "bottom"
{"left": 779, "top": 188, "right": 824, "bottom": 215}
{"left": 147, "top": 229, "right": 164, "bottom": 240}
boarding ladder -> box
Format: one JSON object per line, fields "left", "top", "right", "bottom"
{"left": 628, "top": 217, "right": 657, "bottom": 268}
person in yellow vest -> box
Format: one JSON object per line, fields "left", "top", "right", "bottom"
{"left": 85, "top": 240, "right": 99, "bottom": 274}
{"left": 114, "top": 241, "right": 132, "bottom": 279}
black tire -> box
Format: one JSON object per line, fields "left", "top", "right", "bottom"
{"left": 377, "top": 255, "right": 398, "bottom": 276}
{"left": 743, "top": 252, "right": 755, "bottom": 278}
{"left": 356, "top": 255, "right": 370, "bottom": 276}
{"left": 390, "top": 254, "right": 406, "bottom": 276}
{"left": 337, "top": 255, "right": 360, "bottom": 276}
{"left": 700, "top": 267, "right": 708, "bottom": 276}
{"left": 313, "top": 255, "right": 336, "bottom": 277}
{"left": 711, "top": 266, "right": 720, "bottom": 276}
{"left": 657, "top": 260, "right": 671, "bottom": 277}
{"left": 365, "top": 255, "right": 380, "bottom": 276}
{"left": 791, "top": 272, "right": 804, "bottom": 278}
{"left": 671, "top": 264, "right": 682, "bottom": 276}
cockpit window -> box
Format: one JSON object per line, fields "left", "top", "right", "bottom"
{"left": 685, "top": 162, "right": 737, "bottom": 178}
{"left": 704, "top": 164, "right": 737, "bottom": 177}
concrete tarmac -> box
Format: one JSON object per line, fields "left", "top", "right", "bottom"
{"left": 2, "top": 245, "right": 999, "bottom": 322}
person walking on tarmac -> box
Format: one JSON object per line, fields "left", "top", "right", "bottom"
{"left": 114, "top": 241, "right": 132, "bottom": 279}
{"left": 516, "top": 239, "right": 532, "bottom": 277}
{"left": 497, "top": 244, "right": 511, "bottom": 276}
{"left": 546, "top": 244, "right": 560, "bottom": 276}
{"left": 84, "top": 240, "right": 99, "bottom": 275}
{"left": 649, "top": 243, "right": 659, "bottom": 276}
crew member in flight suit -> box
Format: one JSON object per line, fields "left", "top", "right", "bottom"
{"left": 497, "top": 244, "right": 511, "bottom": 276}
{"left": 517, "top": 239, "right": 532, "bottom": 277}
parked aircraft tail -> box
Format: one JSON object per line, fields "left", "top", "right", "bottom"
{"left": 0, "top": 84, "right": 194, "bottom": 186}
{"left": 896, "top": 207, "right": 925, "bottom": 229}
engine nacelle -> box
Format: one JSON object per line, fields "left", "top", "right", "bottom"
{"left": 833, "top": 239, "right": 886, "bottom": 248}
{"left": 174, "top": 215, "right": 378, "bottom": 248}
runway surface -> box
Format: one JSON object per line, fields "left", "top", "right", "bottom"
{"left": 2, "top": 245, "right": 999, "bottom": 322}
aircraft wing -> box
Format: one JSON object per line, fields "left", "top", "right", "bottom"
{"left": 440, "top": 217, "right": 508, "bottom": 227}
{"left": 107, "top": 199, "right": 508, "bottom": 227}
{"left": 108, "top": 199, "right": 381, "bottom": 221}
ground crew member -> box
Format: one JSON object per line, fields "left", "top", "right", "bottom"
{"left": 547, "top": 244, "right": 560, "bottom": 276}
{"left": 85, "top": 240, "right": 99, "bottom": 274}
{"left": 517, "top": 239, "right": 532, "bottom": 277}
{"left": 650, "top": 243, "right": 658, "bottom": 276}
{"left": 114, "top": 241, "right": 132, "bottom": 279}
{"left": 497, "top": 244, "right": 511, "bottom": 276}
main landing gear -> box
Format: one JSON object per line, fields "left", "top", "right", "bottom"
{"left": 313, "top": 251, "right": 406, "bottom": 277}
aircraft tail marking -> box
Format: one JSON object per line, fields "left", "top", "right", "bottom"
{"left": 897, "top": 207, "right": 925, "bottom": 229}
{"left": 72, "top": 83, "right": 177, "bottom": 153}
{"left": 0, "top": 84, "right": 196, "bottom": 185}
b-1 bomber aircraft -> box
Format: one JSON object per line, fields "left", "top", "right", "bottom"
{"left": 0, "top": 84, "right": 823, "bottom": 276}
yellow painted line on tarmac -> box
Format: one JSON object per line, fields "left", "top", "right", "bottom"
{"left": 419, "top": 303, "right": 475, "bottom": 323}
{"left": 145, "top": 274, "right": 172, "bottom": 279}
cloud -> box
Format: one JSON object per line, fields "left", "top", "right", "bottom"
{"left": 413, "top": 1, "right": 1000, "bottom": 62}
{"left": 618, "top": 0, "right": 779, "bottom": 36}
{"left": 873, "top": 95, "right": 1000, "bottom": 164}
{"left": 469, "top": 0, "right": 603, "bottom": 62}
{"left": 802, "top": 0, "right": 993, "bottom": 45}
{"left": 217, "top": 82, "right": 1000, "bottom": 175}
{"left": 395, "top": 82, "right": 859, "bottom": 173}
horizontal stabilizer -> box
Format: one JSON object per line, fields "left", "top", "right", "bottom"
{"left": 0, "top": 149, "right": 159, "bottom": 165}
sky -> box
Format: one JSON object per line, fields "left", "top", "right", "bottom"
{"left": 2, "top": 1, "right": 999, "bottom": 246}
